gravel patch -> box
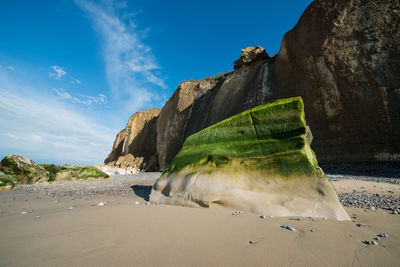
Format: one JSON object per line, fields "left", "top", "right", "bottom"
{"left": 338, "top": 193, "right": 400, "bottom": 212}
{"left": 10, "top": 172, "right": 161, "bottom": 200}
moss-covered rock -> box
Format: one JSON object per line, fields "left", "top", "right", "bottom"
{"left": 0, "top": 170, "right": 19, "bottom": 189}
{"left": 40, "top": 164, "right": 109, "bottom": 182}
{"left": 150, "top": 97, "right": 350, "bottom": 220}
{"left": 0, "top": 155, "right": 49, "bottom": 184}
{"left": 0, "top": 155, "right": 109, "bottom": 188}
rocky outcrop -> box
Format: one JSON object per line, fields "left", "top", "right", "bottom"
{"left": 157, "top": 80, "right": 219, "bottom": 169}
{"left": 105, "top": 108, "right": 160, "bottom": 171}
{"left": 0, "top": 155, "right": 49, "bottom": 184}
{"left": 233, "top": 46, "right": 269, "bottom": 70}
{"left": 0, "top": 155, "right": 109, "bottom": 188}
{"left": 150, "top": 97, "right": 349, "bottom": 220}
{"left": 108, "top": 0, "right": 399, "bottom": 170}
{"left": 156, "top": 0, "right": 399, "bottom": 168}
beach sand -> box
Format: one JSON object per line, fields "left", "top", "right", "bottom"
{"left": 0, "top": 174, "right": 399, "bottom": 267}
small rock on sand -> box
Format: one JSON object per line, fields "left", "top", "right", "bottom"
{"left": 260, "top": 215, "right": 266, "bottom": 219}
{"left": 356, "top": 223, "right": 366, "bottom": 227}
{"left": 281, "top": 225, "right": 296, "bottom": 231}
{"left": 97, "top": 202, "right": 105, "bottom": 206}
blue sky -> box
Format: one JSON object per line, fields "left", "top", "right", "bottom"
{"left": 0, "top": 0, "right": 312, "bottom": 165}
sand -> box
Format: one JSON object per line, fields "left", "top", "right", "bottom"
{"left": 0, "top": 174, "right": 399, "bottom": 267}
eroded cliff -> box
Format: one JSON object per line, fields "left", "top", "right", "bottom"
{"left": 105, "top": 0, "right": 400, "bottom": 170}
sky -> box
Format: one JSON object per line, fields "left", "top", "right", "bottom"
{"left": 0, "top": 0, "right": 313, "bottom": 165}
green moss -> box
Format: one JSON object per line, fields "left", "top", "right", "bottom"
{"left": 40, "top": 164, "right": 68, "bottom": 182}
{"left": 0, "top": 171, "right": 18, "bottom": 188}
{"left": 165, "top": 97, "right": 324, "bottom": 179}
{"left": 74, "top": 167, "right": 109, "bottom": 179}
{"left": 40, "top": 165, "right": 109, "bottom": 181}
{"left": 1, "top": 156, "right": 18, "bottom": 172}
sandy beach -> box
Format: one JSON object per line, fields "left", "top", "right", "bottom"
{"left": 0, "top": 173, "right": 399, "bottom": 267}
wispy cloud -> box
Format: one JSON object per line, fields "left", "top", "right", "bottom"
{"left": 0, "top": 90, "right": 114, "bottom": 165}
{"left": 75, "top": 0, "right": 166, "bottom": 111}
{"left": 53, "top": 88, "right": 106, "bottom": 107}
{"left": 49, "top": 65, "right": 67, "bottom": 80}
{"left": 7, "top": 66, "right": 15, "bottom": 71}
{"left": 71, "top": 77, "right": 81, "bottom": 84}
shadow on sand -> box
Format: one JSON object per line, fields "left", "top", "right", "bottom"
{"left": 131, "top": 185, "right": 152, "bottom": 201}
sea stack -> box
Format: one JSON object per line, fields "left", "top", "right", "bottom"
{"left": 150, "top": 97, "right": 350, "bottom": 220}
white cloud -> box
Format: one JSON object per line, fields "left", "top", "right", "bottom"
{"left": 0, "top": 89, "right": 114, "bottom": 165}
{"left": 0, "top": 70, "right": 115, "bottom": 165}
{"left": 7, "top": 66, "right": 15, "bottom": 71}
{"left": 53, "top": 88, "right": 107, "bottom": 107}
{"left": 75, "top": 0, "right": 166, "bottom": 111}
{"left": 49, "top": 65, "right": 67, "bottom": 80}
{"left": 71, "top": 77, "right": 81, "bottom": 84}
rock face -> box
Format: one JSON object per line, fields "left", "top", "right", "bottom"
{"left": 107, "top": 0, "right": 399, "bottom": 170}
{"left": 268, "top": 0, "right": 400, "bottom": 162}
{"left": 105, "top": 108, "right": 160, "bottom": 171}
{"left": 150, "top": 97, "right": 349, "bottom": 220}
{"left": 157, "top": 80, "right": 219, "bottom": 169}
{"left": 0, "top": 155, "right": 49, "bottom": 184}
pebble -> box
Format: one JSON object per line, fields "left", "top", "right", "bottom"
{"left": 145, "top": 202, "right": 150, "bottom": 205}
{"left": 338, "top": 193, "right": 400, "bottom": 211}
{"left": 260, "top": 215, "right": 266, "bottom": 219}
{"left": 36, "top": 215, "right": 40, "bottom": 219}
{"left": 134, "top": 201, "right": 140, "bottom": 205}
{"left": 362, "top": 240, "right": 378, "bottom": 245}
{"left": 356, "top": 223, "right": 366, "bottom": 227}
{"left": 249, "top": 240, "right": 254, "bottom": 244}
{"left": 21, "top": 211, "right": 26, "bottom": 215}
{"left": 281, "top": 225, "right": 296, "bottom": 231}
{"left": 97, "top": 202, "right": 105, "bottom": 206}
{"left": 310, "top": 229, "right": 315, "bottom": 232}
{"left": 378, "top": 233, "right": 388, "bottom": 238}
{"left": 323, "top": 217, "right": 328, "bottom": 220}
{"left": 232, "top": 210, "right": 243, "bottom": 215}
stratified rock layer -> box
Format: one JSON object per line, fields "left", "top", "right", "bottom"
{"left": 150, "top": 97, "right": 350, "bottom": 220}
{"left": 105, "top": 108, "right": 160, "bottom": 171}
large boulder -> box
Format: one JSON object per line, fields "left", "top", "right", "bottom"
{"left": 105, "top": 108, "right": 160, "bottom": 171}
{"left": 150, "top": 97, "right": 349, "bottom": 220}
{"left": 0, "top": 155, "right": 49, "bottom": 184}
